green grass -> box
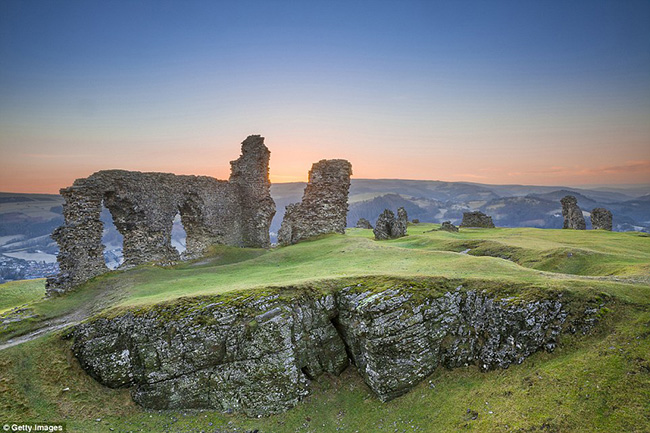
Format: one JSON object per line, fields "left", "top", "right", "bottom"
{"left": 2, "top": 225, "right": 649, "bottom": 338}
{"left": 0, "top": 279, "right": 46, "bottom": 314}
{"left": 0, "top": 224, "right": 649, "bottom": 432}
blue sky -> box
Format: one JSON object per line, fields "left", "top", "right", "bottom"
{"left": 1, "top": 0, "right": 649, "bottom": 192}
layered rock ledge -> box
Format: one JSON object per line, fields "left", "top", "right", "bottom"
{"left": 70, "top": 279, "right": 601, "bottom": 416}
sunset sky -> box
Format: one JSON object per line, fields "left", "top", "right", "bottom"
{"left": 1, "top": 0, "right": 649, "bottom": 193}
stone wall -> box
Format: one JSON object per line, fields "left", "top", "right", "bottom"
{"left": 70, "top": 281, "right": 601, "bottom": 415}
{"left": 561, "top": 196, "right": 586, "bottom": 230}
{"left": 277, "top": 159, "right": 352, "bottom": 245}
{"left": 46, "top": 135, "right": 275, "bottom": 296}
{"left": 439, "top": 221, "right": 459, "bottom": 232}
{"left": 591, "top": 208, "right": 612, "bottom": 231}
{"left": 355, "top": 218, "right": 373, "bottom": 229}
{"left": 373, "top": 207, "right": 408, "bottom": 240}
{"left": 460, "top": 211, "right": 495, "bottom": 228}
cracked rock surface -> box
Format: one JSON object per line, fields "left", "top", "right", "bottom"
{"left": 71, "top": 282, "right": 599, "bottom": 415}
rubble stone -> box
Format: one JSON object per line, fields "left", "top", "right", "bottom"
{"left": 355, "top": 218, "right": 373, "bottom": 229}
{"left": 440, "top": 221, "right": 459, "bottom": 232}
{"left": 460, "top": 211, "right": 495, "bottom": 228}
{"left": 591, "top": 208, "right": 612, "bottom": 231}
{"left": 373, "top": 207, "right": 408, "bottom": 240}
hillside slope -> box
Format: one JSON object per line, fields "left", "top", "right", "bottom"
{"left": 1, "top": 181, "right": 648, "bottom": 282}
{"left": 0, "top": 225, "right": 649, "bottom": 432}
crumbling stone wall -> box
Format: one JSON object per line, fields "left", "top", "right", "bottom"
{"left": 277, "top": 159, "right": 352, "bottom": 245}
{"left": 46, "top": 135, "right": 275, "bottom": 296}
{"left": 460, "top": 211, "right": 495, "bottom": 228}
{"left": 355, "top": 218, "right": 373, "bottom": 229}
{"left": 373, "top": 207, "right": 408, "bottom": 240}
{"left": 591, "top": 208, "right": 612, "bottom": 231}
{"left": 439, "top": 221, "right": 459, "bottom": 232}
{"left": 561, "top": 196, "right": 586, "bottom": 230}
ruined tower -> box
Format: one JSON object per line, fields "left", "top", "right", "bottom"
{"left": 591, "top": 207, "right": 613, "bottom": 231}
{"left": 560, "top": 195, "right": 586, "bottom": 230}
{"left": 277, "top": 159, "right": 353, "bottom": 245}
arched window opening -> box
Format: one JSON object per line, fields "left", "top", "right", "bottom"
{"left": 172, "top": 212, "right": 187, "bottom": 256}
{"left": 100, "top": 203, "right": 124, "bottom": 269}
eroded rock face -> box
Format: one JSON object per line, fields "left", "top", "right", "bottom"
{"left": 561, "top": 195, "right": 586, "bottom": 230}
{"left": 356, "top": 218, "right": 373, "bottom": 229}
{"left": 440, "top": 221, "right": 459, "bottom": 232}
{"left": 460, "top": 211, "right": 495, "bottom": 228}
{"left": 373, "top": 207, "right": 408, "bottom": 240}
{"left": 46, "top": 135, "right": 275, "bottom": 296}
{"left": 277, "top": 160, "right": 352, "bottom": 245}
{"left": 591, "top": 208, "right": 612, "bottom": 231}
{"left": 71, "top": 281, "right": 599, "bottom": 414}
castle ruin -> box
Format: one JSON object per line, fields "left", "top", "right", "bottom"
{"left": 373, "top": 207, "right": 408, "bottom": 240}
{"left": 591, "top": 207, "right": 613, "bottom": 231}
{"left": 560, "top": 195, "right": 586, "bottom": 230}
{"left": 460, "top": 211, "right": 495, "bottom": 228}
{"left": 46, "top": 135, "right": 275, "bottom": 296}
{"left": 277, "top": 159, "right": 352, "bottom": 246}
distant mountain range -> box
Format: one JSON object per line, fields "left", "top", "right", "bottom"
{"left": 271, "top": 179, "right": 650, "bottom": 236}
{"left": 1, "top": 180, "right": 648, "bottom": 282}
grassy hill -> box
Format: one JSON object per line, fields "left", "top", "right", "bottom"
{"left": 0, "top": 224, "right": 649, "bottom": 432}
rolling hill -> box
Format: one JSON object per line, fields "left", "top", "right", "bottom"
{"left": 1, "top": 180, "right": 648, "bottom": 282}
{"left": 0, "top": 224, "right": 648, "bottom": 432}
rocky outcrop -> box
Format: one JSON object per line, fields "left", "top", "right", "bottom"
{"left": 47, "top": 135, "right": 275, "bottom": 296}
{"left": 561, "top": 196, "right": 586, "bottom": 230}
{"left": 439, "top": 221, "right": 459, "bottom": 232}
{"left": 373, "top": 207, "right": 408, "bottom": 240}
{"left": 355, "top": 218, "right": 373, "bottom": 229}
{"left": 591, "top": 208, "right": 612, "bottom": 231}
{"left": 70, "top": 281, "right": 600, "bottom": 415}
{"left": 460, "top": 211, "right": 495, "bottom": 228}
{"left": 278, "top": 160, "right": 352, "bottom": 245}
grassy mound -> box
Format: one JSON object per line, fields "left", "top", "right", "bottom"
{"left": 0, "top": 224, "right": 649, "bottom": 432}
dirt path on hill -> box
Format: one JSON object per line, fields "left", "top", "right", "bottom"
{"left": 0, "top": 275, "right": 133, "bottom": 351}
{"left": 0, "top": 313, "right": 82, "bottom": 350}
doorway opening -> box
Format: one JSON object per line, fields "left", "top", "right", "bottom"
{"left": 172, "top": 211, "right": 187, "bottom": 256}
{"left": 100, "top": 203, "right": 124, "bottom": 269}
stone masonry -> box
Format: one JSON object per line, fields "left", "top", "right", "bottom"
{"left": 591, "top": 208, "right": 612, "bottom": 231}
{"left": 460, "top": 211, "right": 495, "bottom": 228}
{"left": 373, "top": 207, "right": 408, "bottom": 240}
{"left": 46, "top": 135, "right": 276, "bottom": 296}
{"left": 277, "top": 159, "right": 352, "bottom": 245}
{"left": 561, "top": 195, "right": 586, "bottom": 230}
{"left": 355, "top": 218, "right": 373, "bottom": 229}
{"left": 439, "top": 221, "right": 459, "bottom": 232}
